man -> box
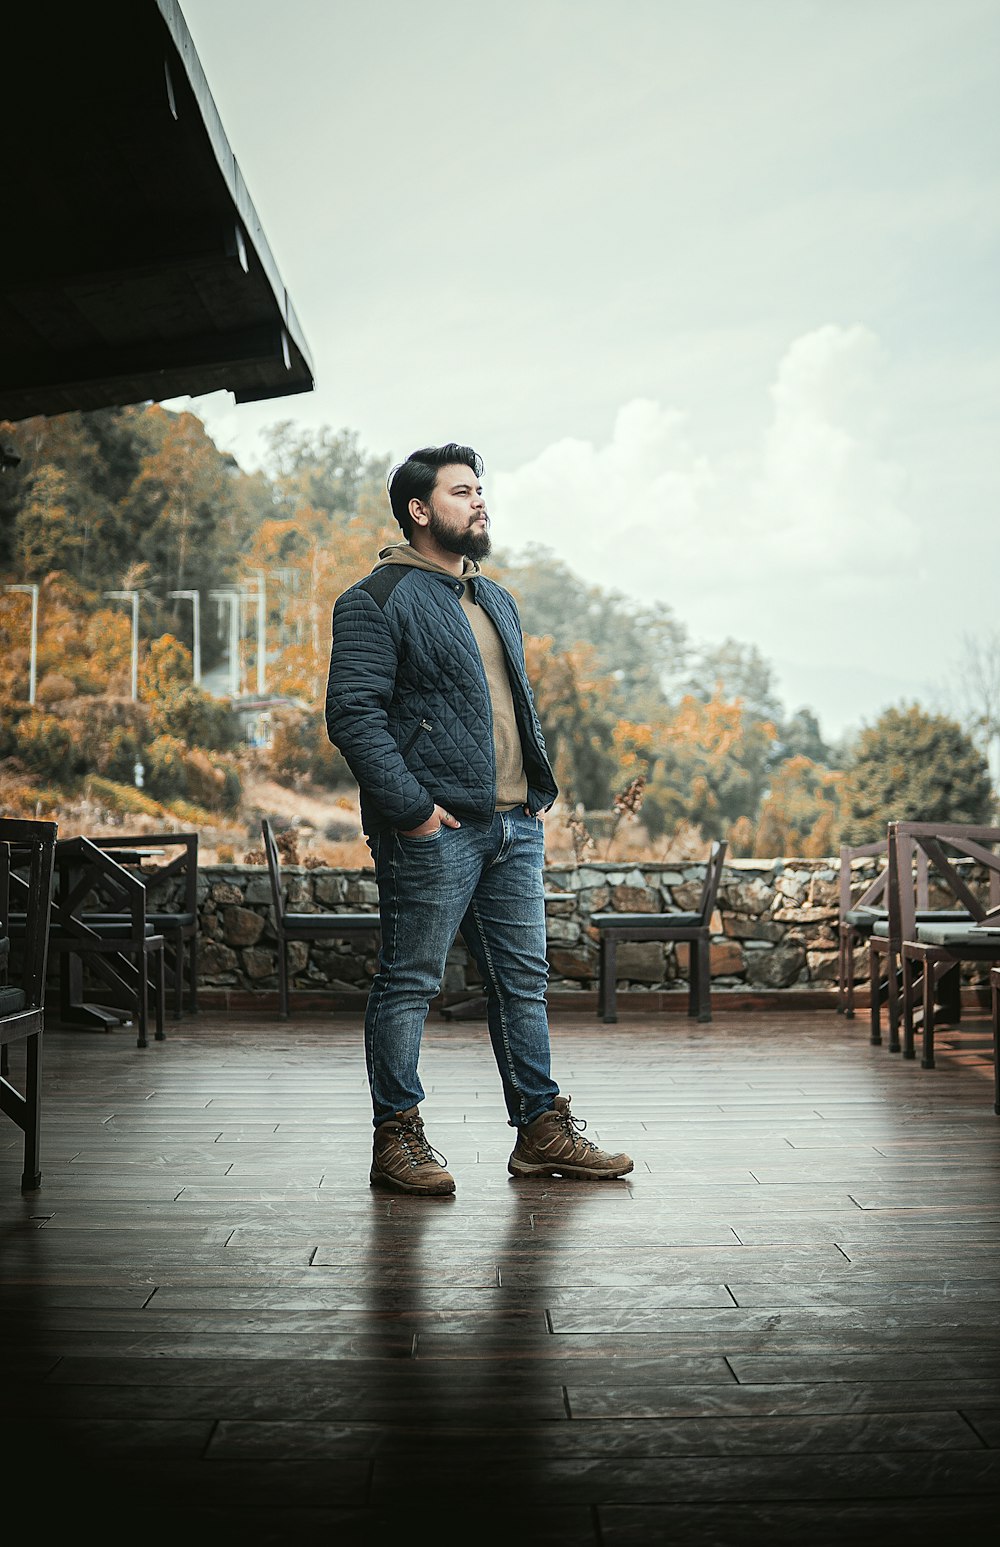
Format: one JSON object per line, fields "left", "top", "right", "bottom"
{"left": 325, "top": 442, "right": 633, "bottom": 1195}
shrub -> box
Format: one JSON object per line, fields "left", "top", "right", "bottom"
{"left": 35, "top": 671, "right": 77, "bottom": 705}
{"left": 182, "top": 747, "right": 242, "bottom": 813}
{"left": 148, "top": 685, "right": 241, "bottom": 751}
{"left": 15, "top": 711, "right": 84, "bottom": 779}
{"left": 56, "top": 698, "right": 148, "bottom": 784}
{"left": 268, "top": 707, "right": 351, "bottom": 788}
{"left": 144, "top": 734, "right": 190, "bottom": 802}
{"left": 99, "top": 723, "right": 146, "bottom": 783}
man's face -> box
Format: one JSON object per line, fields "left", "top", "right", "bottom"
{"left": 423, "top": 464, "right": 491, "bottom": 561}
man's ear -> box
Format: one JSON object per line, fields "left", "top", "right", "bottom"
{"left": 409, "top": 498, "right": 429, "bottom": 529}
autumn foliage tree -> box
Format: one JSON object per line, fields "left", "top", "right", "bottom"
{"left": 611, "top": 691, "right": 777, "bottom": 843}
{"left": 751, "top": 755, "right": 845, "bottom": 858}
{"left": 1, "top": 406, "right": 861, "bottom": 852}
{"left": 521, "top": 635, "right": 617, "bottom": 809}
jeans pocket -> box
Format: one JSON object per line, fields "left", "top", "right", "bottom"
{"left": 396, "top": 824, "right": 444, "bottom": 844}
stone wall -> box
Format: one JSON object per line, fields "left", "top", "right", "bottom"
{"left": 184, "top": 855, "right": 868, "bottom": 1002}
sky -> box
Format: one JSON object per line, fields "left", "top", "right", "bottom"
{"left": 167, "top": 0, "right": 1000, "bottom": 744}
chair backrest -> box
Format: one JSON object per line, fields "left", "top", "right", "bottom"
{"left": 0, "top": 817, "right": 58, "bottom": 1011}
{"left": 55, "top": 834, "right": 148, "bottom": 937}
{"left": 261, "top": 819, "right": 285, "bottom": 923}
{"left": 889, "top": 821, "right": 1000, "bottom": 945}
{"left": 0, "top": 841, "right": 9, "bottom": 936}
{"left": 838, "top": 837, "right": 889, "bottom": 922}
{"left": 695, "top": 840, "right": 727, "bottom": 924}
{"left": 89, "top": 831, "right": 199, "bottom": 915}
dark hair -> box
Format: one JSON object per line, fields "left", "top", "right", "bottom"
{"left": 386, "top": 443, "right": 484, "bottom": 539}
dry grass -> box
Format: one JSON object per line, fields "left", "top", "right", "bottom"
{"left": 2, "top": 767, "right": 712, "bottom": 871}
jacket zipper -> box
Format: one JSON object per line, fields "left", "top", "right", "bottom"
{"left": 401, "top": 718, "right": 432, "bottom": 757}
{"left": 476, "top": 586, "right": 556, "bottom": 811}
{"left": 453, "top": 587, "right": 499, "bottom": 820}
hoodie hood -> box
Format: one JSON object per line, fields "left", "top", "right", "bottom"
{"left": 374, "top": 542, "right": 482, "bottom": 580}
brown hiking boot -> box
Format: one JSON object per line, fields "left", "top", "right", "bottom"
{"left": 370, "top": 1107, "right": 456, "bottom": 1195}
{"left": 508, "top": 1095, "right": 633, "bottom": 1180}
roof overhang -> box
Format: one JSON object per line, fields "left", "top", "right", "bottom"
{"left": 0, "top": 0, "right": 315, "bottom": 422}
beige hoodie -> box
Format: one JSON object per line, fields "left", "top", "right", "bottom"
{"left": 374, "top": 544, "right": 529, "bottom": 809}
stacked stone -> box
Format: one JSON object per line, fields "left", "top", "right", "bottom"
{"left": 540, "top": 858, "right": 841, "bottom": 994}
{"left": 196, "top": 866, "right": 379, "bottom": 994}
{"left": 187, "top": 854, "right": 990, "bottom": 1000}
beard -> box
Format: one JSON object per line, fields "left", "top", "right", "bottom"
{"left": 427, "top": 504, "right": 492, "bottom": 562}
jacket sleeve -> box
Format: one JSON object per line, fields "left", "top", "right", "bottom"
{"left": 325, "top": 584, "right": 436, "bottom": 831}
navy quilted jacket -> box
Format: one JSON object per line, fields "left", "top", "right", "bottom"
{"left": 325, "top": 563, "right": 559, "bottom": 835}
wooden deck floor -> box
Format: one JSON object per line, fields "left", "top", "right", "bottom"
{"left": 1, "top": 1003, "right": 998, "bottom": 1545}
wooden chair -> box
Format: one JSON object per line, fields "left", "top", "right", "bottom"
{"left": 991, "top": 966, "right": 1000, "bottom": 1116}
{"left": 837, "top": 837, "right": 888, "bottom": 1018}
{"left": 591, "top": 840, "right": 728, "bottom": 1024}
{"left": 866, "top": 829, "right": 973, "bottom": 1052}
{"left": 261, "top": 819, "right": 380, "bottom": 1018}
{"left": 0, "top": 817, "right": 57, "bottom": 1190}
{"left": 888, "top": 821, "right": 1000, "bottom": 1071}
{"left": 48, "top": 836, "right": 166, "bottom": 1048}
{"left": 83, "top": 832, "right": 199, "bottom": 1017}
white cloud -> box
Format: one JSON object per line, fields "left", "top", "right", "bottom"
{"left": 492, "top": 324, "right": 923, "bottom": 736}
{"left": 753, "top": 324, "right": 913, "bottom": 573}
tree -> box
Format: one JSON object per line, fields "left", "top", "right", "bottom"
{"left": 521, "top": 635, "right": 617, "bottom": 809}
{"left": 687, "top": 637, "right": 783, "bottom": 726}
{"left": 14, "top": 466, "right": 84, "bottom": 576}
{"left": 636, "top": 691, "right": 778, "bottom": 841}
{"left": 753, "top": 755, "right": 845, "bottom": 858}
{"left": 840, "top": 703, "right": 994, "bottom": 844}
{"left": 941, "top": 632, "right": 1000, "bottom": 805}
{"left": 5, "top": 406, "right": 163, "bottom": 591}
{"left": 777, "top": 706, "right": 837, "bottom": 767}
{"left": 494, "top": 543, "right": 688, "bottom": 722}
{"left": 262, "top": 422, "right": 389, "bottom": 520}
{"left": 120, "top": 408, "right": 248, "bottom": 641}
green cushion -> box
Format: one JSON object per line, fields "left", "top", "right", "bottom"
{"left": 914, "top": 922, "right": 1000, "bottom": 946}
{"left": 845, "top": 907, "right": 886, "bottom": 926}
{"left": 0, "top": 985, "right": 27, "bottom": 1015}
{"left": 872, "top": 910, "right": 972, "bottom": 939}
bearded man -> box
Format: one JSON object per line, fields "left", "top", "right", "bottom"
{"left": 325, "top": 442, "right": 632, "bottom": 1194}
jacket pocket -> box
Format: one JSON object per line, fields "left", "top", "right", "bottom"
{"left": 401, "top": 718, "right": 433, "bottom": 757}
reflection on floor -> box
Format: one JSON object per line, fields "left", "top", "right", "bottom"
{"left": 0, "top": 1005, "right": 997, "bottom": 1545}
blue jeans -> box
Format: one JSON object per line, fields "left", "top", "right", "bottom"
{"left": 365, "top": 807, "right": 560, "bottom": 1129}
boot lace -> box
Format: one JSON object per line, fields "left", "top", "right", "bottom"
{"left": 398, "top": 1114, "right": 449, "bottom": 1171}
{"left": 556, "top": 1104, "right": 600, "bottom": 1155}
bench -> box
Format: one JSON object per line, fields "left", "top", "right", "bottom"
{"left": 262, "top": 819, "right": 380, "bottom": 1018}
{"left": 591, "top": 840, "right": 727, "bottom": 1024}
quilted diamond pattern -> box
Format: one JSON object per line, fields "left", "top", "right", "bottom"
{"left": 326, "top": 564, "right": 557, "bottom": 835}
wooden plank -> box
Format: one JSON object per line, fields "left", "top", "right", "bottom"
{"left": 1, "top": 1003, "right": 998, "bottom": 1540}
